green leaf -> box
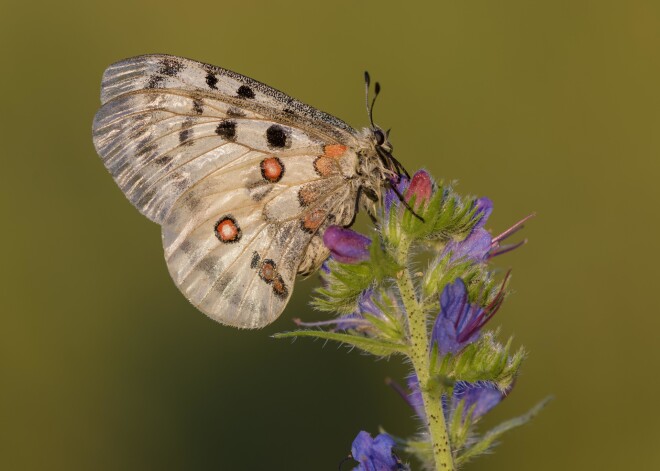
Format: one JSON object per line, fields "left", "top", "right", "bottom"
{"left": 311, "top": 242, "right": 402, "bottom": 314}
{"left": 370, "top": 241, "right": 403, "bottom": 281}
{"left": 383, "top": 180, "right": 477, "bottom": 245}
{"left": 429, "top": 191, "right": 479, "bottom": 242}
{"left": 434, "top": 332, "right": 526, "bottom": 390}
{"left": 273, "top": 330, "right": 409, "bottom": 356}
{"left": 456, "top": 396, "right": 553, "bottom": 466}
{"left": 449, "top": 399, "right": 471, "bottom": 451}
{"left": 312, "top": 261, "right": 375, "bottom": 314}
{"left": 414, "top": 186, "right": 446, "bottom": 239}
{"left": 362, "top": 312, "right": 406, "bottom": 344}
{"left": 421, "top": 254, "right": 482, "bottom": 300}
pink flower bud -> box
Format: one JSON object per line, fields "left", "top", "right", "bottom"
{"left": 405, "top": 170, "right": 433, "bottom": 208}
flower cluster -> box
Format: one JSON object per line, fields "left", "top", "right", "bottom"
{"left": 276, "top": 170, "right": 547, "bottom": 470}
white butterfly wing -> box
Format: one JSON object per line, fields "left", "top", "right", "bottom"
{"left": 93, "top": 55, "right": 362, "bottom": 328}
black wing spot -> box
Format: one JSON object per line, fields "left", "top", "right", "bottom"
{"left": 227, "top": 107, "right": 245, "bottom": 118}
{"left": 183, "top": 193, "right": 201, "bottom": 211}
{"left": 159, "top": 58, "right": 184, "bottom": 77}
{"left": 153, "top": 155, "right": 172, "bottom": 166}
{"left": 137, "top": 143, "right": 157, "bottom": 157}
{"left": 146, "top": 75, "right": 164, "bottom": 89}
{"left": 179, "top": 128, "right": 192, "bottom": 145}
{"left": 215, "top": 120, "right": 237, "bottom": 141}
{"left": 197, "top": 256, "right": 216, "bottom": 273}
{"left": 179, "top": 120, "right": 194, "bottom": 145}
{"left": 237, "top": 85, "right": 255, "bottom": 99}
{"left": 179, "top": 240, "right": 193, "bottom": 254}
{"left": 266, "top": 124, "right": 289, "bottom": 149}
{"left": 206, "top": 72, "right": 218, "bottom": 90}
{"left": 251, "top": 251, "right": 261, "bottom": 269}
{"left": 192, "top": 99, "right": 204, "bottom": 114}
{"left": 247, "top": 181, "right": 274, "bottom": 202}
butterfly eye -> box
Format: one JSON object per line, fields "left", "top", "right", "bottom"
{"left": 374, "top": 129, "right": 385, "bottom": 146}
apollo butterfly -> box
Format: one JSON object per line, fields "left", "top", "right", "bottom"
{"left": 92, "top": 55, "right": 409, "bottom": 328}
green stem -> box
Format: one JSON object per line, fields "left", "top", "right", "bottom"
{"left": 396, "top": 238, "right": 455, "bottom": 471}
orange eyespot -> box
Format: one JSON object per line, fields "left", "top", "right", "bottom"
{"left": 314, "top": 156, "right": 337, "bottom": 177}
{"left": 259, "top": 260, "right": 277, "bottom": 283}
{"left": 214, "top": 216, "right": 241, "bottom": 243}
{"left": 260, "top": 157, "right": 285, "bottom": 183}
{"left": 323, "top": 144, "right": 347, "bottom": 158}
{"left": 301, "top": 209, "right": 326, "bottom": 233}
{"left": 272, "top": 275, "right": 288, "bottom": 299}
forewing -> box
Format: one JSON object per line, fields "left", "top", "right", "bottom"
{"left": 93, "top": 54, "right": 359, "bottom": 224}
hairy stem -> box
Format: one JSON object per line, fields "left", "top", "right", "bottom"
{"left": 396, "top": 238, "right": 455, "bottom": 471}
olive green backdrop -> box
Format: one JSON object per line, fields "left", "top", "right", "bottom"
{"left": 2, "top": 0, "right": 658, "bottom": 469}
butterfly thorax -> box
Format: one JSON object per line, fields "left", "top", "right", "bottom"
{"left": 354, "top": 127, "right": 399, "bottom": 209}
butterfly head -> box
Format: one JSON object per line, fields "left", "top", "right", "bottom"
{"left": 364, "top": 72, "right": 407, "bottom": 178}
{"left": 372, "top": 126, "right": 393, "bottom": 154}
{"left": 366, "top": 124, "right": 411, "bottom": 183}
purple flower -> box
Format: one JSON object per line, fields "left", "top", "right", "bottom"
{"left": 453, "top": 381, "right": 506, "bottom": 421}
{"left": 384, "top": 175, "right": 410, "bottom": 215}
{"left": 443, "top": 197, "right": 534, "bottom": 262}
{"left": 431, "top": 278, "right": 506, "bottom": 356}
{"left": 473, "top": 197, "right": 494, "bottom": 230}
{"left": 404, "top": 375, "right": 426, "bottom": 421}
{"left": 323, "top": 226, "right": 371, "bottom": 264}
{"left": 350, "top": 431, "right": 401, "bottom": 471}
{"left": 405, "top": 375, "right": 507, "bottom": 423}
{"left": 335, "top": 288, "right": 382, "bottom": 330}
{"left": 295, "top": 289, "right": 394, "bottom": 333}
{"left": 443, "top": 197, "right": 493, "bottom": 262}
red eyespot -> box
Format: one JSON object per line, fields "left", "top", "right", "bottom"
{"left": 323, "top": 144, "right": 347, "bottom": 158}
{"left": 313, "top": 156, "right": 337, "bottom": 177}
{"left": 260, "top": 157, "right": 285, "bottom": 183}
{"left": 259, "top": 259, "right": 277, "bottom": 283}
{"left": 301, "top": 209, "right": 326, "bottom": 233}
{"left": 272, "top": 275, "right": 288, "bottom": 299}
{"left": 214, "top": 216, "right": 241, "bottom": 243}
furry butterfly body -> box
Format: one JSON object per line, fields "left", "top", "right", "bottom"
{"left": 93, "top": 55, "right": 399, "bottom": 328}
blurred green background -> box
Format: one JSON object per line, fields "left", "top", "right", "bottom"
{"left": 2, "top": 0, "right": 659, "bottom": 469}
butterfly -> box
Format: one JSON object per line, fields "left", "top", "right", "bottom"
{"left": 92, "top": 54, "right": 410, "bottom": 328}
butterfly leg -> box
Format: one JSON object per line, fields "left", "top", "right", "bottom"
{"left": 386, "top": 180, "right": 425, "bottom": 222}
{"left": 346, "top": 185, "right": 379, "bottom": 227}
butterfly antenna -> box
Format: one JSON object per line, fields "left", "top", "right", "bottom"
{"left": 369, "top": 82, "right": 381, "bottom": 129}
{"left": 364, "top": 71, "right": 371, "bottom": 123}
{"left": 364, "top": 71, "right": 381, "bottom": 129}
